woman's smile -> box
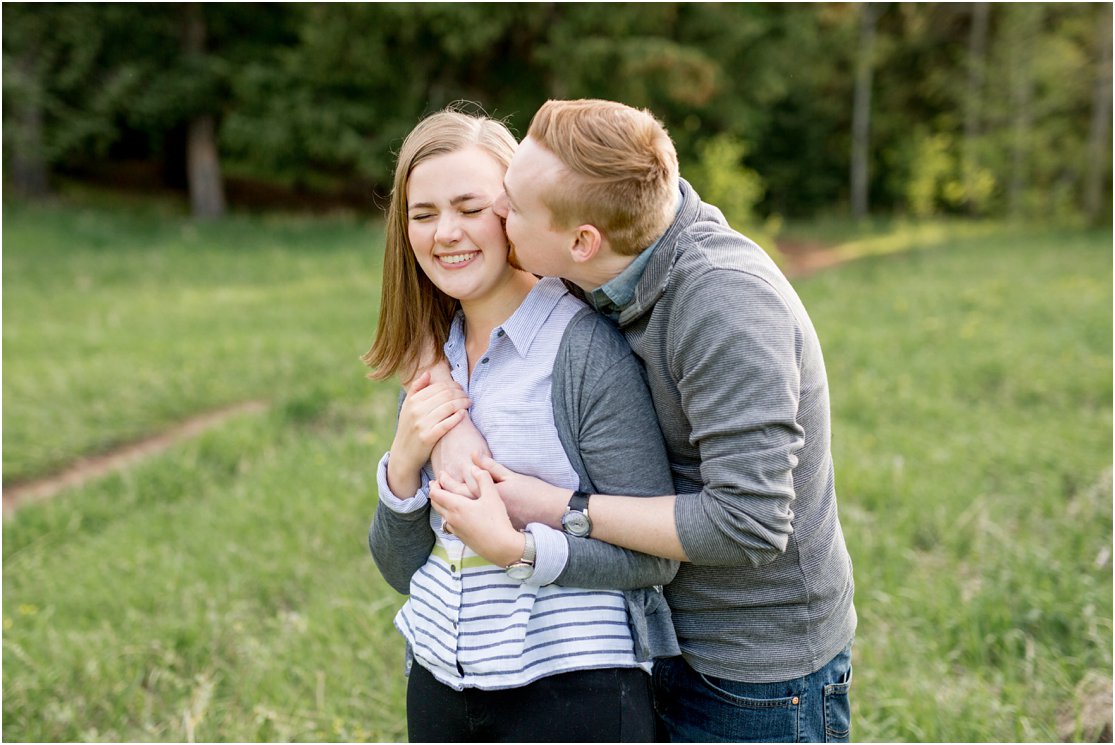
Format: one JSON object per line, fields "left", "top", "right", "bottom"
{"left": 437, "top": 251, "right": 480, "bottom": 267}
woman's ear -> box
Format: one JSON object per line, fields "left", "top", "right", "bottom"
{"left": 569, "top": 224, "right": 603, "bottom": 264}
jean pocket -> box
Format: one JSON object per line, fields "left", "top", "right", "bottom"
{"left": 823, "top": 667, "right": 852, "bottom": 742}
{"left": 696, "top": 673, "right": 801, "bottom": 742}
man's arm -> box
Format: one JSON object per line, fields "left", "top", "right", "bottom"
{"left": 662, "top": 269, "right": 800, "bottom": 566}
{"left": 491, "top": 270, "right": 802, "bottom": 568}
{"left": 475, "top": 456, "right": 688, "bottom": 562}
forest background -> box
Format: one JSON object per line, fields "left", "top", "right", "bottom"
{"left": 4, "top": 2, "right": 1112, "bottom": 225}
{"left": 3, "top": 2, "right": 1113, "bottom": 743}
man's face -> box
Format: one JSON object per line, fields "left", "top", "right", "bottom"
{"left": 493, "top": 137, "right": 576, "bottom": 279}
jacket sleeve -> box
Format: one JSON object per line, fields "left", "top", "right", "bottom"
{"left": 551, "top": 310, "right": 679, "bottom": 589}
{"left": 669, "top": 269, "right": 801, "bottom": 567}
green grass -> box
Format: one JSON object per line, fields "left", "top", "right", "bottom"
{"left": 3, "top": 198, "right": 1111, "bottom": 742}
{"left": 3, "top": 195, "right": 412, "bottom": 741}
{"left": 2, "top": 198, "right": 382, "bottom": 481}
{"left": 799, "top": 225, "right": 1113, "bottom": 741}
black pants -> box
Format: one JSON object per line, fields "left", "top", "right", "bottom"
{"left": 406, "top": 662, "right": 658, "bottom": 743}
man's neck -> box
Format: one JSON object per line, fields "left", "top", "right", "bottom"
{"left": 568, "top": 250, "right": 640, "bottom": 293}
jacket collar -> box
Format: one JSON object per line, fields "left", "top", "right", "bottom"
{"left": 615, "top": 178, "right": 701, "bottom": 328}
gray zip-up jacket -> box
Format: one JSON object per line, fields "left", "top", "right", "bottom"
{"left": 603, "top": 179, "right": 857, "bottom": 683}
{"left": 369, "top": 307, "right": 681, "bottom": 662}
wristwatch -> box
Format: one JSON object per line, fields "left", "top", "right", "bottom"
{"left": 561, "top": 490, "right": 593, "bottom": 538}
{"left": 505, "top": 530, "right": 536, "bottom": 581}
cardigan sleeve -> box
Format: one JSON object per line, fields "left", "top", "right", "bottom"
{"left": 550, "top": 309, "right": 679, "bottom": 589}
{"left": 367, "top": 393, "right": 437, "bottom": 595}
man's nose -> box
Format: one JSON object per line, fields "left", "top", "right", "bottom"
{"left": 492, "top": 193, "right": 508, "bottom": 219}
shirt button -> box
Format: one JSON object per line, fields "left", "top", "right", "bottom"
{"left": 497, "top": 330, "right": 505, "bottom": 337}
{"left": 481, "top": 357, "right": 489, "bottom": 364}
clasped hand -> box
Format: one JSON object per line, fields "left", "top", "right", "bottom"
{"left": 429, "top": 454, "right": 573, "bottom": 564}
{"left": 429, "top": 466, "right": 526, "bottom": 567}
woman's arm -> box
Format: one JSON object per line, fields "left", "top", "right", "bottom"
{"left": 427, "top": 310, "right": 680, "bottom": 588}
{"left": 368, "top": 372, "right": 470, "bottom": 594}
{"left": 548, "top": 310, "right": 679, "bottom": 589}
{"left": 368, "top": 471, "right": 435, "bottom": 594}
{"left": 422, "top": 359, "right": 492, "bottom": 484}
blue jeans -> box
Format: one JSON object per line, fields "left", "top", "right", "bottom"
{"left": 652, "top": 643, "right": 853, "bottom": 743}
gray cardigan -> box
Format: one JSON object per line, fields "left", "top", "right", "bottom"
{"left": 603, "top": 179, "right": 857, "bottom": 682}
{"left": 369, "top": 307, "right": 681, "bottom": 662}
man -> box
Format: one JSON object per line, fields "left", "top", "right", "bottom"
{"left": 431, "top": 99, "right": 856, "bottom": 743}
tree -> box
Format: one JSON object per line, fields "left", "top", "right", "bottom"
{"left": 4, "top": 3, "right": 1107, "bottom": 221}
{"left": 2, "top": 4, "right": 122, "bottom": 196}
{"left": 851, "top": 3, "right": 885, "bottom": 219}
{"left": 1004, "top": 4, "right": 1042, "bottom": 218}
{"left": 183, "top": 3, "right": 225, "bottom": 220}
{"left": 963, "top": 2, "right": 991, "bottom": 214}
{"left": 2, "top": 8, "right": 50, "bottom": 196}
{"left": 1083, "top": 3, "right": 1112, "bottom": 224}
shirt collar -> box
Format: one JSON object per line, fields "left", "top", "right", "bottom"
{"left": 445, "top": 277, "right": 569, "bottom": 360}
{"left": 585, "top": 188, "right": 683, "bottom": 321}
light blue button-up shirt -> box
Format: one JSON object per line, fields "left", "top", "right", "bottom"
{"left": 376, "top": 277, "right": 642, "bottom": 690}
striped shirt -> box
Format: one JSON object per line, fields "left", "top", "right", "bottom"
{"left": 378, "top": 277, "right": 642, "bottom": 691}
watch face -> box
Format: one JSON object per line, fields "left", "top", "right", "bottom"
{"left": 506, "top": 563, "right": 534, "bottom": 581}
{"left": 562, "top": 511, "right": 591, "bottom": 537}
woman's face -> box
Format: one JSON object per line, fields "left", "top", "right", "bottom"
{"left": 406, "top": 146, "right": 515, "bottom": 306}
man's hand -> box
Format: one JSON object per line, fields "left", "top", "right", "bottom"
{"left": 470, "top": 454, "right": 570, "bottom": 530}
{"left": 429, "top": 468, "right": 525, "bottom": 567}
{"left": 475, "top": 455, "right": 690, "bottom": 562}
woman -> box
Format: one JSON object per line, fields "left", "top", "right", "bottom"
{"left": 364, "top": 107, "right": 678, "bottom": 743}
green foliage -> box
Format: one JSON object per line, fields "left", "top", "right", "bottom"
{"left": 684, "top": 134, "right": 782, "bottom": 261}
{"left": 3, "top": 201, "right": 1111, "bottom": 741}
{"left": 4, "top": 3, "right": 1109, "bottom": 219}
{"left": 902, "top": 128, "right": 996, "bottom": 217}
{"left": 876, "top": 3, "right": 1110, "bottom": 220}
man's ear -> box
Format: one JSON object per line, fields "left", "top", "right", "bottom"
{"left": 569, "top": 224, "right": 603, "bottom": 264}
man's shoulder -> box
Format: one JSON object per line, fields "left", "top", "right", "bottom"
{"left": 672, "top": 218, "right": 778, "bottom": 279}
{"left": 665, "top": 218, "right": 797, "bottom": 312}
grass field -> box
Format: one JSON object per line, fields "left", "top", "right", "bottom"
{"left": 3, "top": 196, "right": 1112, "bottom": 742}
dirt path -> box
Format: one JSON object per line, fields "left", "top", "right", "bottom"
{"left": 2, "top": 400, "right": 269, "bottom": 518}
{"left": 777, "top": 238, "right": 848, "bottom": 278}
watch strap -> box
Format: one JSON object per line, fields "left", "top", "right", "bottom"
{"left": 518, "top": 530, "right": 536, "bottom": 565}
{"left": 568, "top": 490, "right": 591, "bottom": 514}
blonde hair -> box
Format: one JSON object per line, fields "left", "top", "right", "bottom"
{"left": 362, "top": 107, "right": 517, "bottom": 380}
{"left": 527, "top": 99, "right": 679, "bottom": 256}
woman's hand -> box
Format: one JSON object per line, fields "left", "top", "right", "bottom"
{"left": 386, "top": 371, "right": 472, "bottom": 498}
{"left": 429, "top": 468, "right": 525, "bottom": 568}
